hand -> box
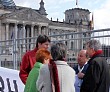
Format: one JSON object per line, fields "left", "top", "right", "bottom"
{"left": 77, "top": 72, "right": 85, "bottom": 79}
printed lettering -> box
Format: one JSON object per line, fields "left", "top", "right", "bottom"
{"left": 0, "top": 76, "right": 4, "bottom": 92}
{"left": 6, "top": 78, "right": 18, "bottom": 92}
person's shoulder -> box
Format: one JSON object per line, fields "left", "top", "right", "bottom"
{"left": 90, "top": 56, "right": 106, "bottom": 67}
{"left": 92, "top": 56, "right": 104, "bottom": 63}
{"left": 34, "top": 62, "right": 43, "bottom": 68}
{"left": 73, "top": 64, "right": 78, "bottom": 69}
{"left": 40, "top": 64, "right": 48, "bottom": 70}
{"left": 69, "top": 67, "right": 76, "bottom": 75}
{"left": 25, "top": 48, "right": 38, "bottom": 55}
{"left": 72, "top": 64, "right": 78, "bottom": 72}
{"left": 39, "top": 64, "right": 49, "bottom": 74}
{"left": 66, "top": 65, "right": 75, "bottom": 73}
{"left": 29, "top": 48, "right": 37, "bottom": 53}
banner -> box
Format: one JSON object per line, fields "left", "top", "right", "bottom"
{"left": 0, "top": 67, "right": 24, "bottom": 92}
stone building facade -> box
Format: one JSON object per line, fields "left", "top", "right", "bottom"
{"left": 0, "top": 0, "right": 93, "bottom": 61}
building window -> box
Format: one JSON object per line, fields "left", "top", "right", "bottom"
{"left": 71, "top": 41, "right": 73, "bottom": 49}
{"left": 71, "top": 34, "right": 74, "bottom": 38}
{"left": 65, "top": 41, "right": 67, "bottom": 46}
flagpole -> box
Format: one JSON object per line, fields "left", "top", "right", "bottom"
{"left": 76, "top": 0, "right": 78, "bottom": 8}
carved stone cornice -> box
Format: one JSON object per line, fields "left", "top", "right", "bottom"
{"left": 1, "top": 8, "right": 50, "bottom": 23}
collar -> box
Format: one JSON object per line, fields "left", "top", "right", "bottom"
{"left": 54, "top": 60, "right": 68, "bottom": 65}
{"left": 34, "top": 62, "right": 43, "bottom": 68}
{"left": 92, "top": 50, "right": 103, "bottom": 57}
{"left": 78, "top": 62, "right": 88, "bottom": 72}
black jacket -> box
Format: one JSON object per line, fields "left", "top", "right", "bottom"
{"left": 80, "top": 54, "right": 110, "bottom": 92}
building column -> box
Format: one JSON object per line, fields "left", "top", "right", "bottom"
{"left": 15, "top": 23, "right": 18, "bottom": 39}
{"left": 14, "top": 23, "right": 18, "bottom": 52}
{"left": 42, "top": 26, "right": 45, "bottom": 35}
{"left": 0, "top": 21, "right": 1, "bottom": 55}
{"left": 31, "top": 25, "right": 34, "bottom": 37}
{"left": 68, "top": 33, "right": 71, "bottom": 49}
{"left": 13, "top": 23, "right": 18, "bottom": 69}
{"left": 45, "top": 26, "right": 48, "bottom": 35}
{"left": 22, "top": 24, "right": 26, "bottom": 52}
{"left": 23, "top": 24, "right": 26, "bottom": 38}
{"left": 38, "top": 25, "right": 41, "bottom": 35}
{"left": 31, "top": 25, "right": 34, "bottom": 49}
{"left": 26, "top": 26, "right": 30, "bottom": 50}
{"left": 6, "top": 23, "right": 9, "bottom": 40}
{"left": 0, "top": 20, "right": 2, "bottom": 41}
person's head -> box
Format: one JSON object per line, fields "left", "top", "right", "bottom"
{"left": 50, "top": 42, "right": 67, "bottom": 61}
{"left": 86, "top": 39, "right": 102, "bottom": 57}
{"left": 36, "top": 35, "right": 51, "bottom": 50}
{"left": 77, "top": 50, "right": 89, "bottom": 67}
{"left": 36, "top": 48, "right": 51, "bottom": 64}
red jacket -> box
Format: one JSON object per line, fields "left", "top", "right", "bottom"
{"left": 19, "top": 48, "right": 38, "bottom": 84}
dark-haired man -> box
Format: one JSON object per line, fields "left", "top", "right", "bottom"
{"left": 19, "top": 35, "right": 50, "bottom": 84}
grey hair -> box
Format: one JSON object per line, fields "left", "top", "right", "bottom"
{"left": 86, "top": 39, "right": 102, "bottom": 51}
{"left": 50, "top": 42, "right": 67, "bottom": 61}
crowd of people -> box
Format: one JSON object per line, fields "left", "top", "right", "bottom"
{"left": 19, "top": 34, "right": 110, "bottom": 92}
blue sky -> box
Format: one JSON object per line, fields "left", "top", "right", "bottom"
{"left": 13, "top": 0, "right": 110, "bottom": 30}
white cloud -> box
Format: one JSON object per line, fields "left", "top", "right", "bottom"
{"left": 14, "top": 0, "right": 40, "bottom": 8}
{"left": 14, "top": 0, "right": 110, "bottom": 29}
{"left": 92, "top": 0, "right": 110, "bottom": 45}
{"left": 47, "top": 12, "right": 63, "bottom": 21}
{"left": 59, "top": 0, "right": 73, "bottom": 4}
{"left": 94, "top": 0, "right": 110, "bottom": 29}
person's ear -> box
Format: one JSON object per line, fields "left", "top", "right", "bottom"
{"left": 38, "top": 43, "right": 41, "bottom": 48}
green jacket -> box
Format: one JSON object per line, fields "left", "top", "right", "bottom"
{"left": 24, "top": 62, "right": 43, "bottom": 92}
